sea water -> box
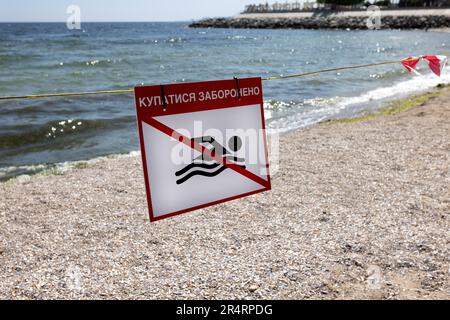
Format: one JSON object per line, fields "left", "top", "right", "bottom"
{"left": 0, "top": 22, "right": 448, "bottom": 179}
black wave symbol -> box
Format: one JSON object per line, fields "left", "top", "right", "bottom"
{"left": 175, "top": 162, "right": 220, "bottom": 176}
{"left": 175, "top": 164, "right": 246, "bottom": 185}
{"left": 176, "top": 155, "right": 245, "bottom": 176}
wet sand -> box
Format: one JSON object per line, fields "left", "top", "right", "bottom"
{"left": 0, "top": 88, "right": 449, "bottom": 299}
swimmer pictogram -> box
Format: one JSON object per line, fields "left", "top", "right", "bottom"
{"left": 175, "top": 136, "right": 245, "bottom": 185}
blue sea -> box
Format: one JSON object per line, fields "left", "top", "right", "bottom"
{"left": 0, "top": 22, "right": 449, "bottom": 180}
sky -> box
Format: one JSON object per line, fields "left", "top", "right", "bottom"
{"left": 0, "top": 0, "right": 284, "bottom": 22}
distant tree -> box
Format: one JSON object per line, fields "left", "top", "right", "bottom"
{"left": 317, "top": 0, "right": 365, "bottom": 5}
{"left": 398, "top": 0, "right": 445, "bottom": 6}
{"left": 373, "top": 0, "right": 391, "bottom": 6}
{"left": 398, "top": 0, "right": 423, "bottom": 6}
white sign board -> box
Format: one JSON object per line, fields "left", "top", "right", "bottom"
{"left": 134, "top": 78, "right": 271, "bottom": 222}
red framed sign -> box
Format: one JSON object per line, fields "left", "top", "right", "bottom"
{"left": 134, "top": 77, "right": 271, "bottom": 222}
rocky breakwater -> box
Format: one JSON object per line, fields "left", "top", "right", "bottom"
{"left": 189, "top": 9, "right": 450, "bottom": 30}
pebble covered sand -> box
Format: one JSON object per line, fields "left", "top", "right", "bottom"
{"left": 0, "top": 89, "right": 449, "bottom": 299}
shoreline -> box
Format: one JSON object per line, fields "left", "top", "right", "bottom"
{"left": 190, "top": 8, "right": 450, "bottom": 29}
{"left": 428, "top": 27, "right": 450, "bottom": 33}
{"left": 1, "top": 86, "right": 449, "bottom": 299}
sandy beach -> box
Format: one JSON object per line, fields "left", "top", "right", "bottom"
{"left": 0, "top": 87, "right": 449, "bottom": 300}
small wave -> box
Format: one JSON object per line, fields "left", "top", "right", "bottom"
{"left": 60, "top": 31, "right": 89, "bottom": 38}
{"left": 225, "top": 35, "right": 265, "bottom": 41}
{"left": 226, "top": 35, "right": 247, "bottom": 40}
{"left": 54, "top": 58, "right": 124, "bottom": 68}
{"left": 165, "top": 37, "right": 186, "bottom": 43}
{"left": 336, "top": 66, "right": 450, "bottom": 109}
{"left": 0, "top": 53, "right": 40, "bottom": 65}
{"left": 264, "top": 100, "right": 296, "bottom": 110}
{"left": 0, "top": 150, "right": 140, "bottom": 182}
{"left": 368, "top": 68, "right": 407, "bottom": 80}
{"left": 0, "top": 116, "right": 134, "bottom": 149}
{"left": 0, "top": 163, "right": 48, "bottom": 180}
{"left": 267, "top": 66, "right": 450, "bottom": 133}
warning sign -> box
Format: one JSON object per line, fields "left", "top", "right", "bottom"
{"left": 134, "top": 77, "right": 271, "bottom": 222}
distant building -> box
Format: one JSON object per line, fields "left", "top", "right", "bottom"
{"left": 242, "top": 0, "right": 449, "bottom": 13}
{"left": 243, "top": 1, "right": 317, "bottom": 13}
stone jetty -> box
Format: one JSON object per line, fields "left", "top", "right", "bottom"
{"left": 189, "top": 9, "right": 450, "bottom": 30}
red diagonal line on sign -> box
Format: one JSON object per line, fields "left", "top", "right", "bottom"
{"left": 143, "top": 116, "right": 270, "bottom": 189}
